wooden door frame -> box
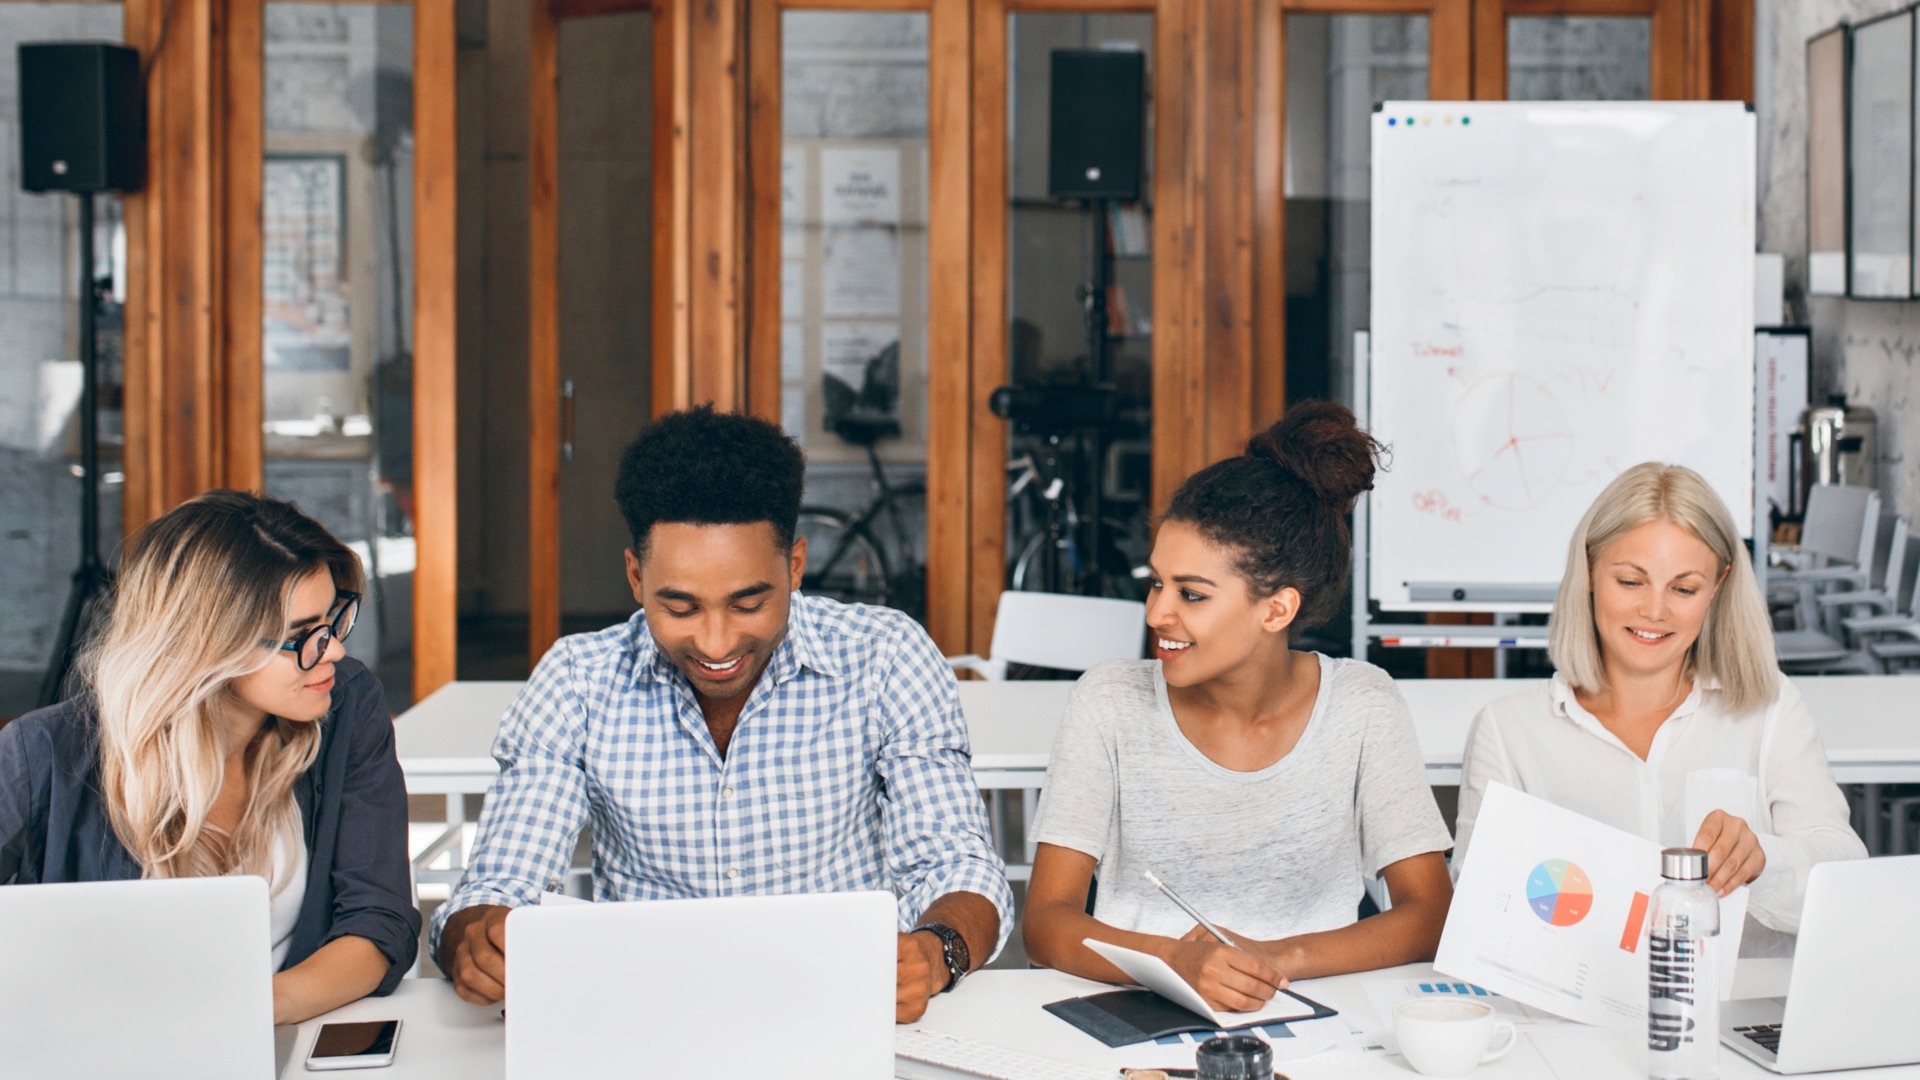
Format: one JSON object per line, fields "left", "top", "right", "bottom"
{"left": 743, "top": 0, "right": 977, "bottom": 652}
{"left": 124, "top": 0, "right": 460, "bottom": 696}
{"left": 1472, "top": 0, "right": 1710, "bottom": 101}
{"left": 526, "top": 0, "right": 681, "bottom": 661}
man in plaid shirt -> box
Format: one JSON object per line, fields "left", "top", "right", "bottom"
{"left": 433, "top": 406, "right": 1011, "bottom": 1023}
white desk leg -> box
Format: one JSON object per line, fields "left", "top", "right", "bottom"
{"left": 1863, "top": 783, "right": 1883, "bottom": 854}
{"left": 1022, "top": 787, "right": 1039, "bottom": 866}
{"left": 447, "top": 793, "right": 467, "bottom": 869}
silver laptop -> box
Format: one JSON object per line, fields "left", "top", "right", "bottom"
{"left": 0, "top": 877, "right": 276, "bottom": 1079}
{"left": 1722, "top": 855, "right": 1920, "bottom": 1073}
{"left": 506, "top": 890, "right": 897, "bottom": 1078}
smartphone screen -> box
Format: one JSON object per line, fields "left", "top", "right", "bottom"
{"left": 311, "top": 1020, "right": 400, "bottom": 1059}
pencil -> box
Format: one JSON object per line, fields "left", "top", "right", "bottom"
{"left": 1142, "top": 870, "right": 1242, "bottom": 951}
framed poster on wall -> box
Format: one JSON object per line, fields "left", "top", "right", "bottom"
{"left": 263, "top": 153, "right": 352, "bottom": 371}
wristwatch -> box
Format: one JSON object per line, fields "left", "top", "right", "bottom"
{"left": 915, "top": 922, "right": 970, "bottom": 994}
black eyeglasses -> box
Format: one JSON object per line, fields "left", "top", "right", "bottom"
{"left": 270, "top": 591, "right": 360, "bottom": 671}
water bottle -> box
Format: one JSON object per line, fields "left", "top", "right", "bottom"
{"left": 1648, "top": 847, "right": 1720, "bottom": 1080}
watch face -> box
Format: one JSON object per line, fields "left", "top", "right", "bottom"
{"left": 922, "top": 923, "right": 967, "bottom": 990}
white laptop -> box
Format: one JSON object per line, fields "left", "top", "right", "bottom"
{"left": 0, "top": 877, "right": 276, "bottom": 1080}
{"left": 1721, "top": 855, "right": 1920, "bottom": 1073}
{"left": 506, "top": 890, "right": 897, "bottom": 1078}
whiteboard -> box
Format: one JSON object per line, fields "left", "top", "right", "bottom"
{"left": 1368, "top": 102, "right": 1755, "bottom": 610}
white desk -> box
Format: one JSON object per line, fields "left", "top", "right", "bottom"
{"left": 397, "top": 675, "right": 1920, "bottom": 794}
{"left": 395, "top": 675, "right": 1920, "bottom": 881}
{"left": 392, "top": 679, "right": 1077, "bottom": 796}
{"left": 281, "top": 962, "right": 1920, "bottom": 1079}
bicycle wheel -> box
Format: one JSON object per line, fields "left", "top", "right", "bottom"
{"left": 796, "top": 507, "right": 892, "bottom": 608}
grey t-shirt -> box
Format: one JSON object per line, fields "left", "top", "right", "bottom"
{"left": 1030, "top": 655, "right": 1453, "bottom": 940}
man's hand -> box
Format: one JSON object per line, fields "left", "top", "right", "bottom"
{"left": 440, "top": 905, "right": 511, "bottom": 1005}
{"left": 895, "top": 931, "right": 945, "bottom": 1024}
{"left": 1164, "top": 925, "right": 1287, "bottom": 1012}
{"left": 1693, "top": 811, "right": 1767, "bottom": 896}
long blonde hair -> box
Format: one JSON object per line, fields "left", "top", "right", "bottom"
{"left": 77, "top": 490, "right": 364, "bottom": 881}
{"left": 1548, "top": 463, "right": 1778, "bottom": 713}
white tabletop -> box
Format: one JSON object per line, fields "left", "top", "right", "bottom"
{"left": 281, "top": 961, "right": 1917, "bottom": 1079}
{"left": 394, "top": 673, "right": 1920, "bottom": 794}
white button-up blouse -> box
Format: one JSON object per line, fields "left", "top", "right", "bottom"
{"left": 1455, "top": 672, "right": 1867, "bottom": 956}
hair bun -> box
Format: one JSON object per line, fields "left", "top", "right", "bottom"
{"left": 1244, "top": 400, "right": 1383, "bottom": 511}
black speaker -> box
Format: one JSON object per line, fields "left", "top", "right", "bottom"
{"left": 1047, "top": 50, "right": 1145, "bottom": 202}
{"left": 19, "top": 42, "right": 145, "bottom": 194}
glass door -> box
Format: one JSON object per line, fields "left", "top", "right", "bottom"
{"left": 258, "top": 1, "right": 420, "bottom": 707}
{"left": 775, "top": 8, "right": 933, "bottom": 626}
{"left": 1472, "top": 0, "right": 1694, "bottom": 101}
{"left": 523, "top": 1, "right": 663, "bottom": 665}
{"left": 0, "top": 3, "right": 128, "bottom": 715}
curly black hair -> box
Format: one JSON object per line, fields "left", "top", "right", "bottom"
{"left": 1164, "top": 400, "right": 1385, "bottom": 628}
{"left": 614, "top": 404, "right": 806, "bottom": 558}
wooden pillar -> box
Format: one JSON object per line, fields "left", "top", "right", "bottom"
{"left": 415, "top": 0, "right": 462, "bottom": 695}
{"left": 967, "top": 0, "right": 1008, "bottom": 656}
{"left": 1152, "top": 0, "right": 1259, "bottom": 513}
{"left": 923, "top": 0, "right": 972, "bottom": 654}
{"left": 655, "top": 0, "right": 695, "bottom": 414}
{"left": 687, "top": 0, "right": 747, "bottom": 409}
{"left": 125, "top": 0, "right": 228, "bottom": 523}
{"left": 527, "top": 0, "right": 562, "bottom": 663}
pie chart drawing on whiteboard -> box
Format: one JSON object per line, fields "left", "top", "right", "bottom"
{"left": 1527, "top": 858, "right": 1594, "bottom": 927}
{"left": 1452, "top": 374, "right": 1576, "bottom": 511}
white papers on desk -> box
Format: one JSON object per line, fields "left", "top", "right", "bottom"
{"left": 1077, "top": 940, "right": 1339, "bottom": 1067}
{"left": 1436, "top": 784, "right": 1747, "bottom": 1028}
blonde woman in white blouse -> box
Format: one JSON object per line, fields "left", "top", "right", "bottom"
{"left": 1455, "top": 463, "right": 1865, "bottom": 956}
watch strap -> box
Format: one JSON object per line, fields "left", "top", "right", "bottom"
{"left": 916, "top": 922, "right": 968, "bottom": 993}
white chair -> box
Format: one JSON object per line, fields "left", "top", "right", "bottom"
{"left": 947, "top": 591, "right": 1147, "bottom": 681}
{"left": 1771, "top": 485, "right": 1880, "bottom": 629}
{"left": 1774, "top": 486, "right": 1880, "bottom": 672}
{"left": 947, "top": 591, "right": 1147, "bottom": 881}
{"left": 1780, "top": 510, "right": 1901, "bottom": 673}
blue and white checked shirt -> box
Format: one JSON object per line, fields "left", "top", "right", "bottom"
{"left": 429, "top": 594, "right": 1013, "bottom": 958}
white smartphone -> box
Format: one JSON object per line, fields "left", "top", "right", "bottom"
{"left": 304, "top": 1019, "right": 401, "bottom": 1071}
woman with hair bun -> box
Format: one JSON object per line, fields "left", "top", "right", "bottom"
{"left": 1022, "top": 402, "right": 1455, "bottom": 1011}
{"left": 1455, "top": 463, "right": 1864, "bottom": 956}
{"left": 0, "top": 490, "right": 419, "bottom": 1023}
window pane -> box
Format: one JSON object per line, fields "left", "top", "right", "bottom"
{"left": 0, "top": 5, "right": 127, "bottom": 715}
{"left": 1507, "top": 16, "right": 1650, "bottom": 101}
{"left": 1283, "top": 14, "right": 1428, "bottom": 406}
{"left": 781, "top": 11, "right": 930, "bottom": 623}
{"left": 1006, "top": 13, "right": 1153, "bottom": 600}
{"left": 262, "top": 4, "right": 415, "bottom": 708}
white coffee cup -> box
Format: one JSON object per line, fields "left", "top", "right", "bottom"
{"left": 1393, "top": 998, "right": 1518, "bottom": 1077}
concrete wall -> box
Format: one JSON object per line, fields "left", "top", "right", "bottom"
{"left": 1758, "top": 0, "right": 1920, "bottom": 522}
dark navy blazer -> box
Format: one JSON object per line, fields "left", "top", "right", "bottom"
{"left": 0, "top": 658, "right": 420, "bottom": 995}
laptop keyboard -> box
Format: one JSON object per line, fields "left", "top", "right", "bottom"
{"left": 1735, "top": 1024, "right": 1784, "bottom": 1054}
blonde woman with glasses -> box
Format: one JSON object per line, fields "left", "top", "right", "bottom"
{"left": 0, "top": 490, "right": 419, "bottom": 1023}
{"left": 1455, "top": 463, "right": 1865, "bottom": 956}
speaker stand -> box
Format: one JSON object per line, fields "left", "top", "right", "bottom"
{"left": 39, "top": 191, "right": 115, "bottom": 707}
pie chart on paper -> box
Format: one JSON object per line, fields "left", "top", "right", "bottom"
{"left": 1526, "top": 858, "right": 1594, "bottom": 927}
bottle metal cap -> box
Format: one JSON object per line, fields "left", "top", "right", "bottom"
{"left": 1660, "top": 847, "right": 1708, "bottom": 880}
